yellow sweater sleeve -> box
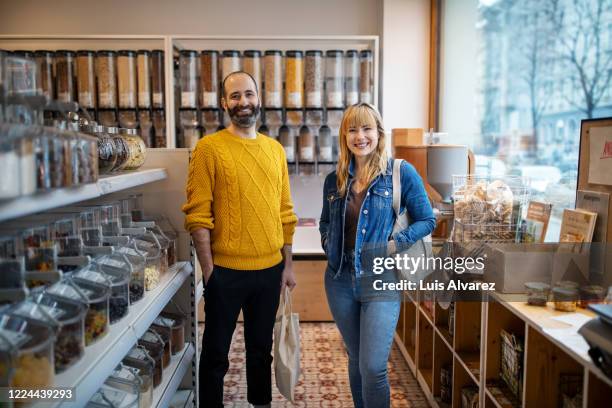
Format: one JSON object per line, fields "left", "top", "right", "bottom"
{"left": 279, "top": 146, "right": 298, "bottom": 244}
{"left": 182, "top": 142, "right": 215, "bottom": 232}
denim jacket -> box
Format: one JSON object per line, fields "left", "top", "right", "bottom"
{"left": 319, "top": 158, "right": 436, "bottom": 277}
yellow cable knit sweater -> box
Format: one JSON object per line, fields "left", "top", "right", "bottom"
{"left": 182, "top": 129, "right": 297, "bottom": 270}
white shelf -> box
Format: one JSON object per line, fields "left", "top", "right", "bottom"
{"left": 195, "top": 279, "right": 203, "bottom": 304}
{"left": 169, "top": 390, "right": 194, "bottom": 408}
{"left": 0, "top": 168, "right": 168, "bottom": 223}
{"left": 36, "top": 261, "right": 192, "bottom": 408}
{"left": 152, "top": 344, "right": 195, "bottom": 408}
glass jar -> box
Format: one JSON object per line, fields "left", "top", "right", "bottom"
{"left": 71, "top": 273, "right": 111, "bottom": 345}
{"left": 74, "top": 132, "right": 98, "bottom": 184}
{"left": 116, "top": 243, "right": 146, "bottom": 303}
{"left": 243, "top": 50, "right": 262, "bottom": 94}
{"left": 553, "top": 285, "right": 578, "bottom": 312}
{"left": 0, "top": 314, "right": 55, "bottom": 389}
{"left": 146, "top": 225, "right": 170, "bottom": 275}
{"left": 524, "top": 282, "right": 550, "bottom": 306}
{"left": 345, "top": 50, "right": 359, "bottom": 106}
{"left": 298, "top": 125, "right": 314, "bottom": 163}
{"left": 279, "top": 125, "right": 294, "bottom": 163}
{"left": 104, "top": 363, "right": 144, "bottom": 408}
{"left": 305, "top": 50, "right": 323, "bottom": 108}
{"left": 179, "top": 50, "right": 198, "bottom": 109}
{"left": 132, "top": 233, "right": 161, "bottom": 290}
{"left": 34, "top": 50, "right": 54, "bottom": 100}
{"left": 20, "top": 225, "right": 57, "bottom": 273}
{"left": 5, "top": 55, "right": 37, "bottom": 100}
{"left": 579, "top": 285, "right": 606, "bottom": 308}
{"left": 137, "top": 336, "right": 162, "bottom": 388}
{"left": 153, "top": 312, "right": 185, "bottom": 355}
{"left": 152, "top": 109, "right": 166, "bottom": 147}
{"left": 76, "top": 50, "right": 96, "bottom": 109}
{"left": 359, "top": 49, "right": 373, "bottom": 103}
{"left": 35, "top": 293, "right": 87, "bottom": 373}
{"left": 139, "top": 330, "right": 168, "bottom": 369}
{"left": 117, "top": 51, "right": 137, "bottom": 109}
{"left": 106, "top": 127, "right": 129, "bottom": 172}
{"left": 123, "top": 345, "right": 157, "bottom": 388}
{"left": 96, "top": 202, "right": 122, "bottom": 238}
{"left": 96, "top": 51, "right": 118, "bottom": 109}
{"left": 285, "top": 50, "right": 304, "bottom": 108}
{"left": 136, "top": 50, "right": 151, "bottom": 109}
{"left": 50, "top": 215, "right": 83, "bottom": 257}
{"left": 149, "top": 325, "right": 171, "bottom": 368}
{"left": 95, "top": 254, "right": 131, "bottom": 323}
{"left": 48, "top": 129, "right": 71, "bottom": 188}
{"left": 55, "top": 50, "right": 76, "bottom": 103}
{"left": 325, "top": 50, "right": 344, "bottom": 108}
{"left": 221, "top": 50, "right": 241, "bottom": 83}
{"left": 0, "top": 125, "right": 23, "bottom": 199}
{"left": 120, "top": 128, "right": 147, "bottom": 170}
{"left": 75, "top": 208, "right": 103, "bottom": 247}
{"left": 151, "top": 50, "right": 165, "bottom": 109}
{"left": 92, "top": 125, "right": 117, "bottom": 175}
{"left": 264, "top": 50, "right": 282, "bottom": 108}
{"left": 88, "top": 383, "right": 139, "bottom": 408}
{"left": 199, "top": 50, "right": 219, "bottom": 108}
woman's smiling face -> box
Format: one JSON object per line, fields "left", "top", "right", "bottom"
{"left": 346, "top": 120, "right": 379, "bottom": 159}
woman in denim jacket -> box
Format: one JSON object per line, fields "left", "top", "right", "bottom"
{"left": 319, "top": 103, "right": 435, "bottom": 407}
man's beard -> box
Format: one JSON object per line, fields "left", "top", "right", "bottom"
{"left": 227, "top": 103, "right": 261, "bottom": 128}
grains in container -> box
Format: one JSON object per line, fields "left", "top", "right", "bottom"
{"left": 151, "top": 50, "right": 165, "bottom": 108}
{"left": 305, "top": 50, "right": 323, "bottom": 108}
{"left": 243, "top": 50, "right": 262, "bottom": 94}
{"left": 55, "top": 50, "right": 76, "bottom": 103}
{"left": 117, "top": 50, "right": 137, "bottom": 109}
{"left": 285, "top": 50, "right": 304, "bottom": 108}
{"left": 264, "top": 50, "right": 282, "bottom": 108}
{"left": 96, "top": 51, "right": 118, "bottom": 109}
{"left": 136, "top": 50, "right": 151, "bottom": 109}
{"left": 199, "top": 50, "right": 219, "bottom": 108}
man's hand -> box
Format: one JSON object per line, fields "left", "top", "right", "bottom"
{"left": 281, "top": 263, "right": 297, "bottom": 291}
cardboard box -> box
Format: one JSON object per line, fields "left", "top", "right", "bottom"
{"left": 392, "top": 128, "right": 424, "bottom": 147}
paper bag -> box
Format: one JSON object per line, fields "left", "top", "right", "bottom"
{"left": 274, "top": 286, "right": 300, "bottom": 402}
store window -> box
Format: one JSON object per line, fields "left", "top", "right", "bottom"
{"left": 439, "top": 0, "right": 612, "bottom": 240}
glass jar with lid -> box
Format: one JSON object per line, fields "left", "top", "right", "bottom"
{"left": 117, "top": 50, "right": 137, "bottom": 109}
{"left": 279, "top": 125, "right": 294, "bottom": 163}
{"left": 285, "top": 50, "right": 304, "bottom": 109}
{"left": 30, "top": 293, "right": 87, "bottom": 373}
{"left": 95, "top": 254, "right": 131, "bottom": 323}
{"left": 151, "top": 50, "right": 165, "bottom": 109}
{"left": 34, "top": 50, "right": 54, "bottom": 100}
{"left": 72, "top": 131, "right": 98, "bottom": 185}
{"left": 179, "top": 50, "right": 198, "bottom": 109}
{"left": 298, "top": 125, "right": 314, "bottom": 164}
{"left": 0, "top": 233, "right": 25, "bottom": 290}
{"left": 264, "top": 50, "right": 283, "bottom": 108}
{"left": 139, "top": 329, "right": 168, "bottom": 369}
{"left": 221, "top": 50, "right": 241, "bottom": 83}
{"left": 88, "top": 383, "right": 139, "bottom": 408}
{"left": 123, "top": 345, "right": 157, "bottom": 388}
{"left": 127, "top": 232, "right": 162, "bottom": 291}
{"left": 82, "top": 124, "right": 116, "bottom": 175}
{"left": 137, "top": 334, "right": 163, "bottom": 388}
{"left": 199, "top": 50, "right": 219, "bottom": 108}
{"left": 325, "top": 50, "right": 344, "bottom": 108}
{"left": 76, "top": 50, "right": 96, "bottom": 109}
{"left": 0, "top": 124, "right": 24, "bottom": 199}
{"left": 318, "top": 125, "right": 333, "bottom": 163}
{"left": 305, "top": 50, "right": 323, "bottom": 108}
{"left": 78, "top": 208, "right": 103, "bottom": 247}
{"left": 71, "top": 270, "right": 111, "bottom": 344}
{"left": 345, "top": 50, "right": 359, "bottom": 106}
{"left": 50, "top": 214, "right": 83, "bottom": 257}
{"left": 120, "top": 128, "right": 147, "bottom": 170}
{"left": 136, "top": 50, "right": 151, "bottom": 109}
{"left": 55, "top": 50, "right": 76, "bottom": 103}
{"left": 19, "top": 224, "right": 57, "bottom": 273}
{"left": 149, "top": 325, "right": 171, "bottom": 367}
{"left": 96, "top": 51, "right": 118, "bottom": 109}
{"left": 243, "top": 50, "right": 261, "bottom": 94}
{"left": 145, "top": 224, "right": 170, "bottom": 275}
{"left": 103, "top": 363, "right": 144, "bottom": 408}
{"left": 359, "top": 50, "right": 373, "bottom": 103}
{"left": 0, "top": 313, "right": 55, "bottom": 389}
{"left": 152, "top": 312, "right": 185, "bottom": 355}
{"left": 116, "top": 242, "right": 146, "bottom": 303}
{"left": 106, "top": 127, "right": 129, "bottom": 173}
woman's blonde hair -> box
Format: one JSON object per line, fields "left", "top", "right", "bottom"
{"left": 336, "top": 103, "right": 388, "bottom": 196}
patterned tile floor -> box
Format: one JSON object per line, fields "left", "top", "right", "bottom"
{"left": 199, "top": 322, "right": 430, "bottom": 407}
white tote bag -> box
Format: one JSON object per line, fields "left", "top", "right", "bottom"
{"left": 274, "top": 286, "right": 301, "bottom": 402}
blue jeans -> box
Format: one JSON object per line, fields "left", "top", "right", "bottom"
{"left": 324, "top": 251, "right": 401, "bottom": 408}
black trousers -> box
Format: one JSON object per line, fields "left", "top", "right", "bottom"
{"left": 199, "top": 261, "right": 283, "bottom": 407}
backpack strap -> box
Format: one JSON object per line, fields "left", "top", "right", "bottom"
{"left": 392, "top": 159, "right": 403, "bottom": 218}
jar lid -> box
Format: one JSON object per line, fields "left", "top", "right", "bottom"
{"left": 76, "top": 50, "right": 95, "bottom": 56}
{"left": 524, "top": 282, "right": 550, "bottom": 291}
{"left": 55, "top": 49, "right": 76, "bottom": 56}
{"left": 136, "top": 49, "right": 151, "bottom": 55}
{"left": 72, "top": 276, "right": 111, "bottom": 304}
{"left": 11, "top": 300, "right": 64, "bottom": 326}
{"left": 222, "top": 50, "right": 241, "bottom": 57}
{"left": 117, "top": 50, "right": 136, "bottom": 56}
{"left": 97, "top": 50, "right": 117, "bottom": 56}
{"left": 46, "top": 280, "right": 88, "bottom": 303}
{"left": 151, "top": 49, "right": 164, "bottom": 55}
{"left": 33, "top": 50, "right": 54, "bottom": 57}
{"left": 179, "top": 49, "right": 198, "bottom": 56}
{"left": 286, "top": 50, "right": 303, "bottom": 58}
{"left": 581, "top": 285, "right": 605, "bottom": 294}
{"left": 556, "top": 280, "right": 580, "bottom": 289}
{"left": 119, "top": 128, "right": 138, "bottom": 136}
{"left": 141, "top": 330, "right": 164, "bottom": 345}
{"left": 264, "top": 50, "right": 283, "bottom": 56}
{"left": 553, "top": 286, "right": 578, "bottom": 297}
{"left": 346, "top": 49, "right": 359, "bottom": 57}
{"left": 360, "top": 49, "right": 373, "bottom": 57}
{"left": 36, "top": 293, "right": 86, "bottom": 323}
{"left": 74, "top": 265, "right": 111, "bottom": 286}
{"left": 201, "top": 50, "right": 219, "bottom": 55}
{"left": 105, "top": 127, "right": 119, "bottom": 134}
{"left": 305, "top": 50, "right": 323, "bottom": 56}
{"left": 89, "top": 384, "right": 138, "bottom": 407}
{"left": 244, "top": 50, "right": 261, "bottom": 57}
{"left": 326, "top": 50, "right": 344, "bottom": 57}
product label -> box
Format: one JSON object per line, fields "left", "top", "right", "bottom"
{"left": 181, "top": 91, "right": 196, "bottom": 108}
{"left": 138, "top": 91, "right": 151, "bottom": 108}
{"left": 286, "top": 92, "right": 302, "bottom": 108}
{"left": 79, "top": 92, "right": 94, "bottom": 108}
{"left": 265, "top": 91, "right": 282, "bottom": 108}
{"left": 202, "top": 92, "right": 218, "bottom": 107}
{"left": 299, "top": 147, "right": 314, "bottom": 162}
{"left": 57, "top": 92, "right": 71, "bottom": 103}
{"left": 319, "top": 146, "right": 333, "bottom": 162}
{"left": 326, "top": 92, "right": 343, "bottom": 108}
{"left": 360, "top": 92, "right": 372, "bottom": 104}
{"left": 346, "top": 91, "right": 359, "bottom": 106}
{"left": 306, "top": 91, "right": 322, "bottom": 107}
{"left": 120, "top": 92, "right": 136, "bottom": 108}
{"left": 284, "top": 146, "right": 295, "bottom": 162}
{"left": 153, "top": 92, "right": 163, "bottom": 107}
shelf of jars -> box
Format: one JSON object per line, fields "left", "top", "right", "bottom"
{"left": 152, "top": 343, "right": 195, "bottom": 408}
{"left": 0, "top": 168, "right": 168, "bottom": 223}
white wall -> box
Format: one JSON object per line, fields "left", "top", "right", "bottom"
{"left": 381, "top": 0, "right": 431, "bottom": 130}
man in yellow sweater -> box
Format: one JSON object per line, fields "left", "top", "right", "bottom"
{"left": 182, "top": 71, "right": 297, "bottom": 408}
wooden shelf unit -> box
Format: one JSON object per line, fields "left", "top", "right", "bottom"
{"left": 395, "top": 289, "right": 612, "bottom": 408}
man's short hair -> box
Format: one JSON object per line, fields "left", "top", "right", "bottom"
{"left": 221, "top": 71, "right": 259, "bottom": 98}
